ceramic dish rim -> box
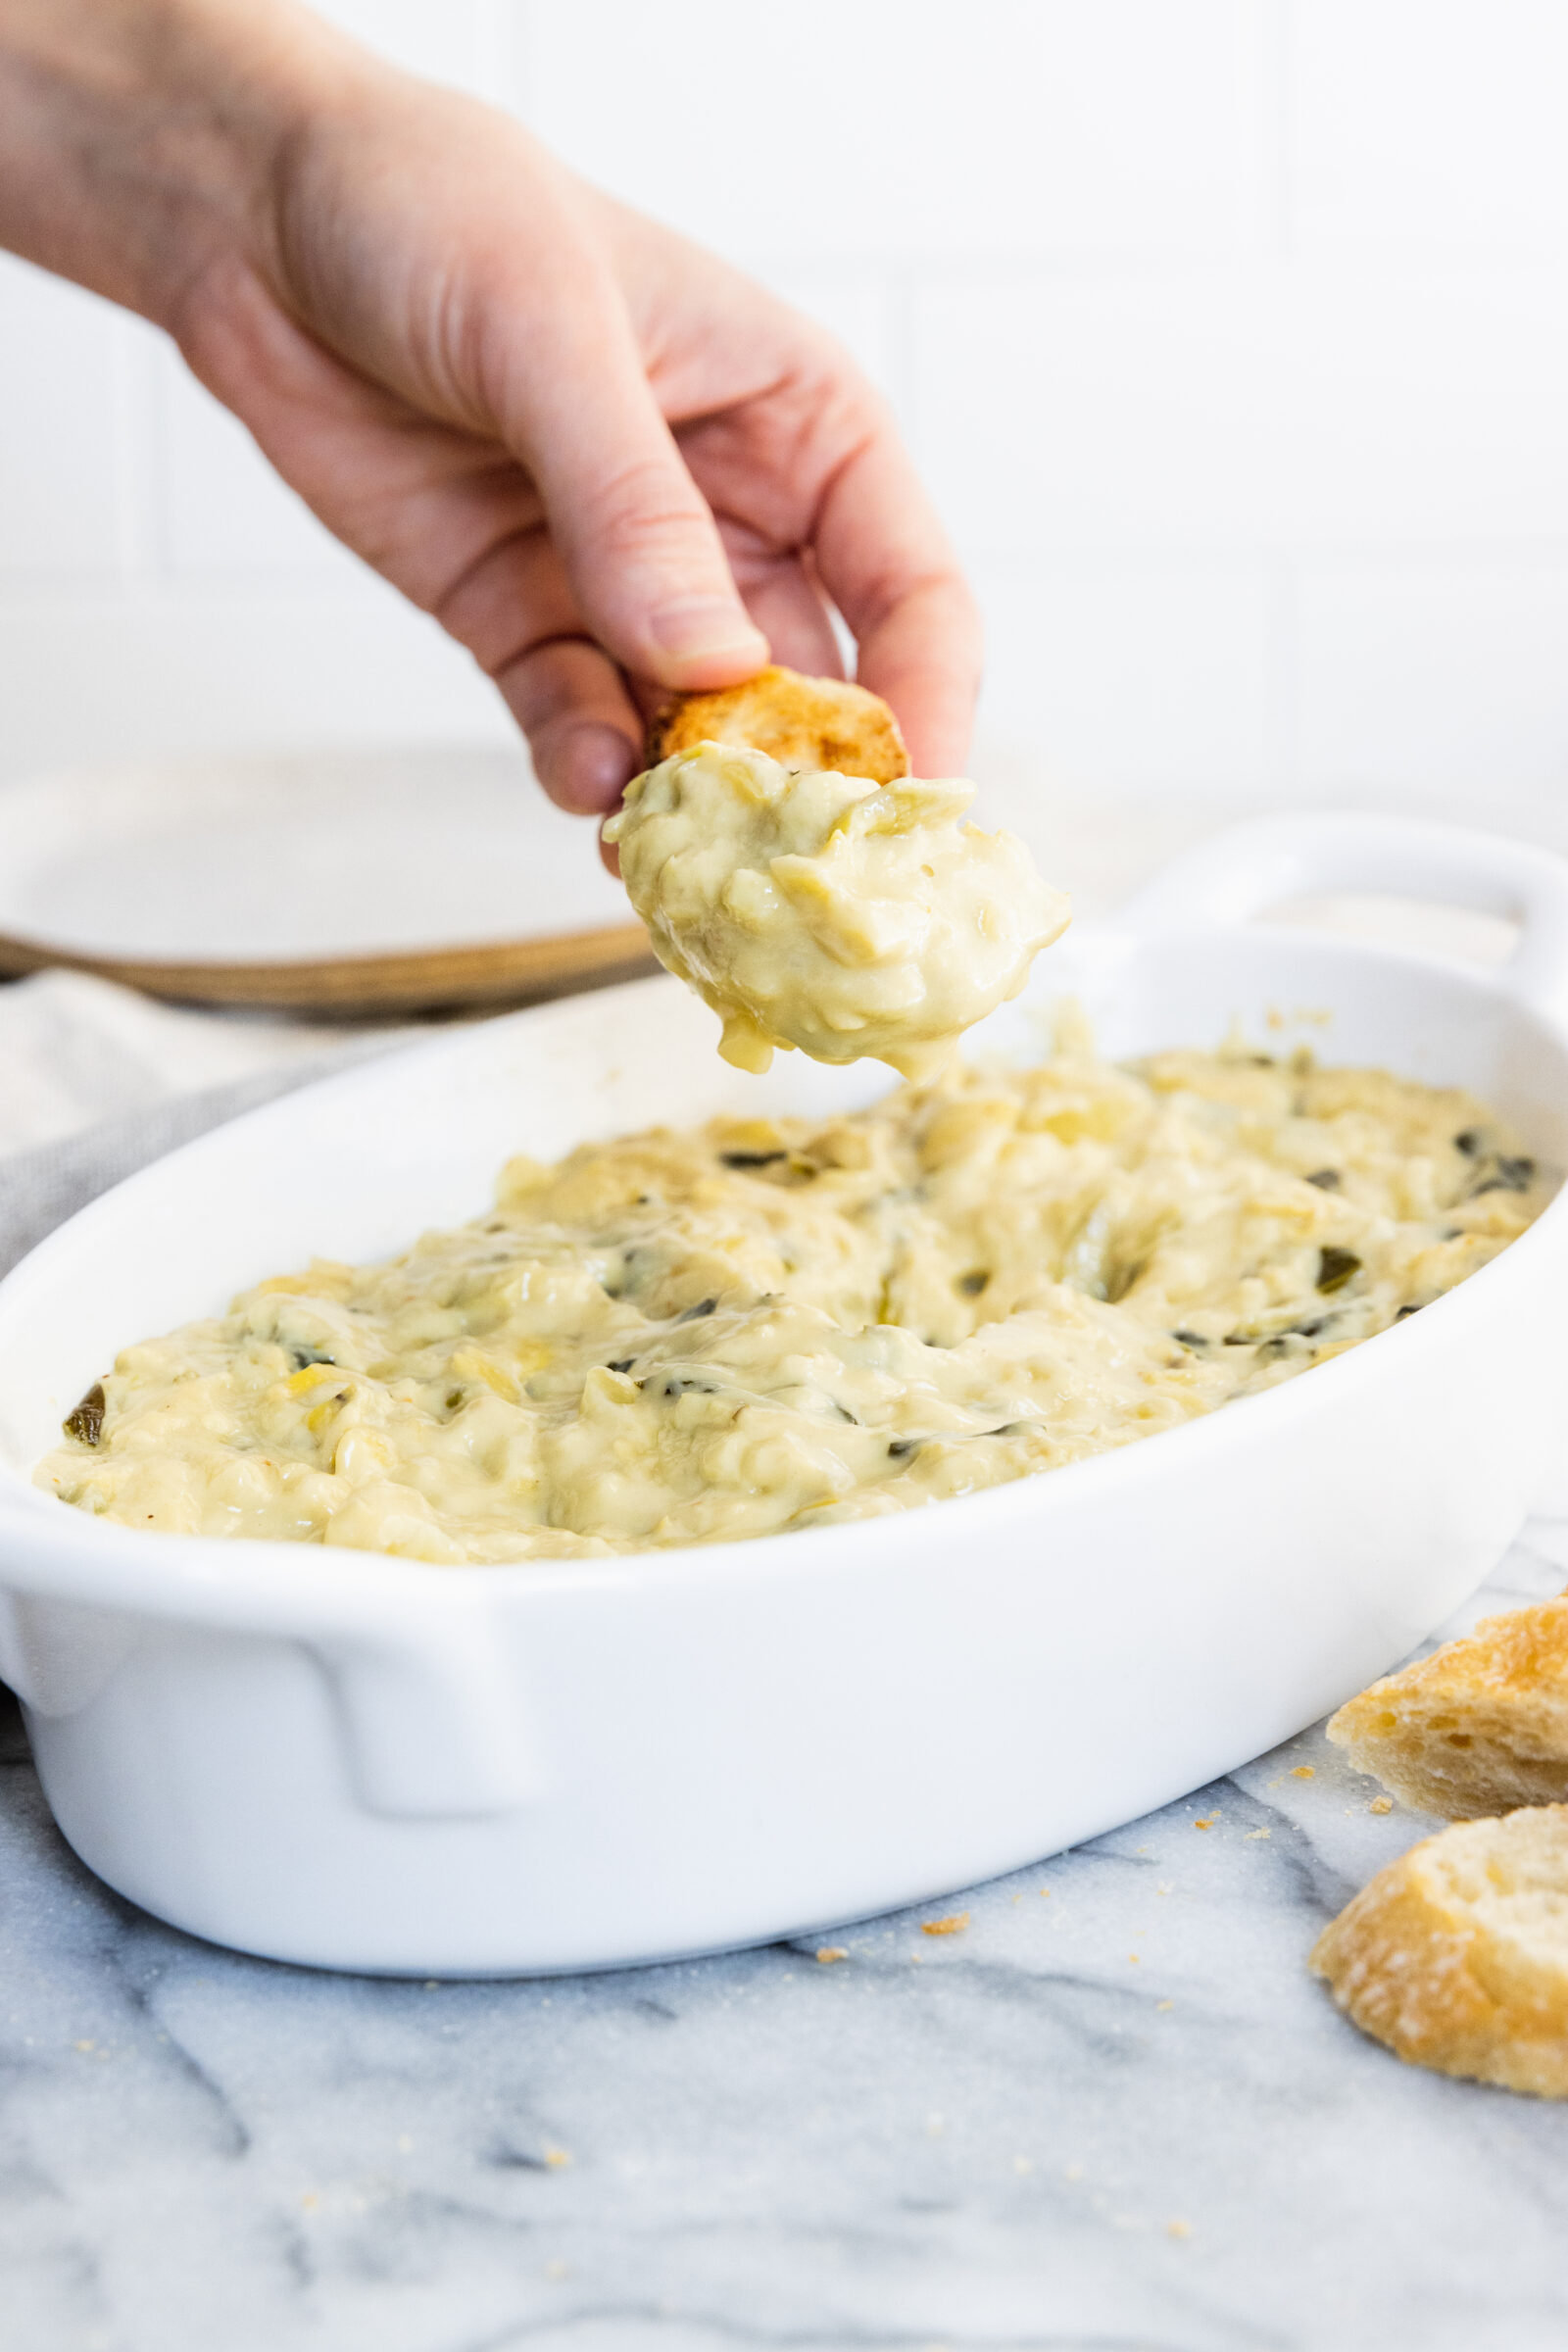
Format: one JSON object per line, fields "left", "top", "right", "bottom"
{"left": 1, "top": 921, "right": 1562, "bottom": 1616}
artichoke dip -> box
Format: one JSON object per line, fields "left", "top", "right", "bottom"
{"left": 39, "top": 1042, "right": 1545, "bottom": 1565}
{"left": 604, "top": 744, "right": 1070, "bottom": 1078}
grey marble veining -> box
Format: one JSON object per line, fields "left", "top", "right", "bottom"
{"left": 7, "top": 1533, "right": 1568, "bottom": 2352}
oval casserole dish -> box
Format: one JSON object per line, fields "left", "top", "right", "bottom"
{"left": 2, "top": 814, "right": 1568, "bottom": 1976}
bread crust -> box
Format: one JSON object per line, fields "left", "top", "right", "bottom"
{"left": 645, "top": 664, "right": 910, "bottom": 784}
{"left": 1326, "top": 1595, "right": 1568, "bottom": 1818}
{"left": 1310, "top": 1806, "right": 1568, "bottom": 2096}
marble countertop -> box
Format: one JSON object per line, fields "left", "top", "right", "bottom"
{"left": 7, "top": 1529, "right": 1568, "bottom": 2352}
{"left": 8, "top": 774, "right": 1568, "bottom": 2351}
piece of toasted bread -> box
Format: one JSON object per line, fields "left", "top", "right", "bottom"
{"left": 646, "top": 664, "right": 909, "bottom": 783}
{"left": 1326, "top": 1594, "right": 1568, "bottom": 1818}
{"left": 1310, "top": 1806, "right": 1568, "bottom": 2095}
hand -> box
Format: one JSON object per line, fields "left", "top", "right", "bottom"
{"left": 0, "top": 1, "right": 982, "bottom": 817}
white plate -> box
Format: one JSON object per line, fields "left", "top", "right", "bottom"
{"left": 0, "top": 745, "right": 629, "bottom": 961}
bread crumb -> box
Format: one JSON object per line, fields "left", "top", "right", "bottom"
{"left": 1064, "top": 2160, "right": 1085, "bottom": 2180}
{"left": 815, "top": 1946, "right": 849, "bottom": 1964}
{"left": 1245, "top": 1827, "right": 1271, "bottom": 1840}
{"left": 1156, "top": 1882, "right": 1172, "bottom": 1894}
{"left": 1012, "top": 2154, "right": 1033, "bottom": 2174}
{"left": 1155, "top": 1998, "right": 1174, "bottom": 2012}
{"left": 1128, "top": 1953, "right": 1140, "bottom": 1964}
{"left": 922, "top": 1911, "right": 970, "bottom": 1936}
{"left": 1194, "top": 1815, "right": 1218, "bottom": 1830}
{"left": 1039, "top": 1887, "right": 1052, "bottom": 1897}
{"left": 1292, "top": 1765, "right": 1315, "bottom": 1780}
{"left": 544, "top": 2259, "right": 568, "bottom": 2281}
{"left": 1167, "top": 2219, "right": 1192, "bottom": 2241}
{"left": 1369, "top": 1795, "right": 1393, "bottom": 1814}
{"left": 543, "top": 2147, "right": 572, "bottom": 2170}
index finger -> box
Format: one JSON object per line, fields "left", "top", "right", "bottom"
{"left": 808, "top": 420, "right": 983, "bottom": 778}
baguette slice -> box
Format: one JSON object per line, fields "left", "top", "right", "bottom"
{"left": 1310, "top": 1806, "right": 1568, "bottom": 2095}
{"left": 646, "top": 664, "right": 909, "bottom": 783}
{"left": 1326, "top": 1594, "right": 1568, "bottom": 1818}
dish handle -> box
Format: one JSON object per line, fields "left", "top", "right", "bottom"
{"left": 306, "top": 1608, "right": 542, "bottom": 1820}
{"left": 1119, "top": 814, "right": 1568, "bottom": 1020}
{"left": 0, "top": 1501, "right": 540, "bottom": 1819}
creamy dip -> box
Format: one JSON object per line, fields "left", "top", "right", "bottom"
{"left": 604, "top": 744, "right": 1069, "bottom": 1078}
{"left": 38, "top": 1044, "right": 1544, "bottom": 1565}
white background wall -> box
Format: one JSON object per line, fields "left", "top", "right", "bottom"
{"left": 6, "top": 0, "right": 1568, "bottom": 812}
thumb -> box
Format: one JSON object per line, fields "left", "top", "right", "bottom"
{"left": 502, "top": 261, "right": 767, "bottom": 689}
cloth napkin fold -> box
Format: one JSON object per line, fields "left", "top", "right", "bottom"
{"left": 0, "top": 966, "right": 390, "bottom": 1158}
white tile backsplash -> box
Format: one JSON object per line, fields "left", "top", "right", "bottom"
{"left": 517, "top": 0, "right": 1270, "bottom": 263}
{"left": 1295, "top": 560, "right": 1568, "bottom": 795}
{"left": 917, "top": 265, "right": 1568, "bottom": 554}
{"left": 0, "top": 585, "right": 510, "bottom": 782}
{"left": 2, "top": 1, "right": 1567, "bottom": 808}
{"left": 0, "top": 257, "right": 124, "bottom": 577}
{"left": 974, "top": 558, "right": 1276, "bottom": 793}
{"left": 1290, "top": 0, "right": 1568, "bottom": 254}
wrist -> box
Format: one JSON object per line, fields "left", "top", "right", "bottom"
{"left": 0, "top": 0, "right": 355, "bottom": 325}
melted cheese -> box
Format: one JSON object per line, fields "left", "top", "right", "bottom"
{"left": 603, "top": 744, "right": 1070, "bottom": 1078}
{"left": 37, "top": 1045, "right": 1544, "bottom": 1565}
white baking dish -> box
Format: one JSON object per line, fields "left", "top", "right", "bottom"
{"left": 1, "top": 814, "right": 1567, "bottom": 1978}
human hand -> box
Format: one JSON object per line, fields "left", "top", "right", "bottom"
{"left": 0, "top": 1, "right": 981, "bottom": 818}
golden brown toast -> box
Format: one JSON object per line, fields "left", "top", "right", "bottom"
{"left": 1311, "top": 1805, "right": 1568, "bottom": 2095}
{"left": 1327, "top": 1594, "right": 1568, "bottom": 1818}
{"left": 646, "top": 664, "right": 909, "bottom": 783}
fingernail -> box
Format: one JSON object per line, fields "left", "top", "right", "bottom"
{"left": 646, "top": 600, "right": 768, "bottom": 673}
{"left": 547, "top": 722, "right": 639, "bottom": 814}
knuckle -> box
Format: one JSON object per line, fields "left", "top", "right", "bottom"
{"left": 580, "top": 458, "right": 715, "bottom": 569}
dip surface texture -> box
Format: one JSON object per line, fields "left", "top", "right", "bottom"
{"left": 38, "top": 1046, "right": 1545, "bottom": 1565}
{"left": 604, "top": 744, "right": 1070, "bottom": 1078}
